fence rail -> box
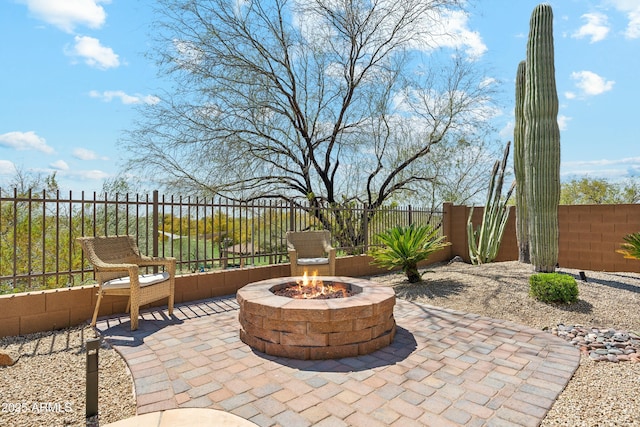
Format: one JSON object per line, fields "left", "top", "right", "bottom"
{"left": 0, "top": 188, "right": 441, "bottom": 294}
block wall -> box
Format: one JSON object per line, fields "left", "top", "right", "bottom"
{"left": 445, "top": 202, "right": 640, "bottom": 273}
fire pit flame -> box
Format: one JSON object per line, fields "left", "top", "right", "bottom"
{"left": 297, "top": 272, "right": 327, "bottom": 298}
{"left": 273, "top": 271, "right": 352, "bottom": 299}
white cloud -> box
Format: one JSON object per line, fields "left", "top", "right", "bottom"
{"left": 0, "top": 160, "right": 17, "bottom": 175}
{"left": 572, "top": 13, "right": 610, "bottom": 43}
{"left": 0, "top": 131, "right": 54, "bottom": 154}
{"left": 68, "top": 169, "right": 111, "bottom": 181}
{"left": 564, "top": 91, "right": 576, "bottom": 100}
{"left": 626, "top": 10, "right": 640, "bottom": 38}
{"left": 422, "top": 10, "right": 487, "bottom": 59}
{"left": 173, "top": 39, "right": 204, "bottom": 71}
{"left": 89, "top": 90, "right": 160, "bottom": 105}
{"left": 50, "top": 160, "right": 69, "bottom": 170}
{"left": 563, "top": 157, "right": 640, "bottom": 167}
{"left": 498, "top": 121, "right": 514, "bottom": 140}
{"left": 21, "top": 0, "right": 109, "bottom": 33}
{"left": 479, "top": 77, "right": 497, "bottom": 89}
{"left": 32, "top": 166, "right": 111, "bottom": 182}
{"left": 561, "top": 156, "right": 640, "bottom": 180}
{"left": 608, "top": 0, "right": 640, "bottom": 39}
{"left": 557, "top": 115, "right": 571, "bottom": 131}
{"left": 294, "top": 2, "right": 486, "bottom": 60}
{"left": 66, "top": 36, "right": 119, "bottom": 69}
{"left": 560, "top": 157, "right": 640, "bottom": 179}
{"left": 570, "top": 70, "right": 614, "bottom": 97}
{"left": 73, "top": 147, "right": 109, "bottom": 161}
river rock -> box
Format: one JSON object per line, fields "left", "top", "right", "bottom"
{"left": 0, "top": 350, "right": 19, "bottom": 366}
{"left": 613, "top": 332, "right": 629, "bottom": 342}
{"left": 546, "top": 324, "right": 640, "bottom": 363}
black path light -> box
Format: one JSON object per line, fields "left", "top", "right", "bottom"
{"left": 86, "top": 337, "right": 101, "bottom": 421}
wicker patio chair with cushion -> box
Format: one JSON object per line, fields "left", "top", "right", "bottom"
{"left": 78, "top": 235, "right": 176, "bottom": 331}
{"left": 286, "top": 230, "right": 336, "bottom": 276}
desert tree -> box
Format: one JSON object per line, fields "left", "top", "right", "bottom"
{"left": 122, "top": 0, "right": 497, "bottom": 248}
{"left": 560, "top": 177, "right": 640, "bottom": 205}
{"left": 398, "top": 135, "right": 500, "bottom": 211}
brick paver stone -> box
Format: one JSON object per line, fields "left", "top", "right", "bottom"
{"left": 96, "top": 295, "right": 580, "bottom": 426}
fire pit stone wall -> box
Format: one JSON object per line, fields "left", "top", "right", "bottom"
{"left": 236, "top": 276, "right": 396, "bottom": 360}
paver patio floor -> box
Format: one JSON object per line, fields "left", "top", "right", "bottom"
{"left": 96, "top": 295, "right": 580, "bottom": 427}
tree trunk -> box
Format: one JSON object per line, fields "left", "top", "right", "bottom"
{"left": 405, "top": 264, "right": 421, "bottom": 283}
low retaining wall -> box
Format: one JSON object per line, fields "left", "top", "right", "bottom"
{"left": 0, "top": 253, "right": 449, "bottom": 338}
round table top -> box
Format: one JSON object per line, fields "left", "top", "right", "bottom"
{"left": 103, "top": 408, "right": 259, "bottom": 427}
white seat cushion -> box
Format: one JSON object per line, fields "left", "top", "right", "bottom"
{"left": 297, "top": 257, "right": 329, "bottom": 265}
{"left": 103, "top": 272, "right": 170, "bottom": 289}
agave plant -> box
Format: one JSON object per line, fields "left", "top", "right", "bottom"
{"left": 616, "top": 232, "right": 640, "bottom": 260}
{"left": 369, "top": 224, "right": 449, "bottom": 283}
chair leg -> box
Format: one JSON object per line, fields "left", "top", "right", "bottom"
{"left": 90, "top": 291, "right": 103, "bottom": 327}
{"left": 168, "top": 293, "right": 174, "bottom": 316}
{"left": 130, "top": 304, "right": 139, "bottom": 331}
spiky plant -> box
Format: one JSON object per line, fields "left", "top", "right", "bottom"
{"left": 467, "top": 141, "right": 515, "bottom": 265}
{"left": 616, "top": 232, "right": 640, "bottom": 260}
{"left": 369, "top": 224, "right": 449, "bottom": 283}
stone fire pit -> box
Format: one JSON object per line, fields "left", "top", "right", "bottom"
{"left": 236, "top": 276, "right": 396, "bottom": 360}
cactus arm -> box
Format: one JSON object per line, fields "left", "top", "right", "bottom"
{"left": 468, "top": 142, "right": 513, "bottom": 264}
{"left": 514, "top": 59, "right": 530, "bottom": 263}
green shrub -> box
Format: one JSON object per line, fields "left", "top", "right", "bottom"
{"left": 369, "top": 224, "right": 450, "bottom": 283}
{"left": 529, "top": 273, "right": 578, "bottom": 304}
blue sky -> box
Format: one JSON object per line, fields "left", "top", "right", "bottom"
{"left": 1, "top": 0, "right": 639, "bottom": 193}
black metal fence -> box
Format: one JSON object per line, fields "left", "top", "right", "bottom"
{"left": 0, "top": 188, "right": 441, "bottom": 294}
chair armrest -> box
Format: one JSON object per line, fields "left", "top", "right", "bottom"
{"left": 136, "top": 256, "right": 175, "bottom": 269}
{"left": 327, "top": 247, "right": 336, "bottom": 263}
{"left": 288, "top": 250, "right": 298, "bottom": 265}
{"left": 92, "top": 260, "right": 139, "bottom": 273}
{"left": 137, "top": 256, "right": 176, "bottom": 266}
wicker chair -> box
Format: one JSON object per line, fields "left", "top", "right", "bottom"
{"left": 78, "top": 235, "right": 176, "bottom": 331}
{"left": 286, "top": 230, "right": 336, "bottom": 276}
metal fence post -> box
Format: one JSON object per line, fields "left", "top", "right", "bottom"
{"left": 152, "top": 190, "right": 159, "bottom": 258}
{"left": 363, "top": 204, "right": 369, "bottom": 254}
{"left": 289, "top": 200, "right": 295, "bottom": 231}
{"left": 86, "top": 338, "right": 100, "bottom": 420}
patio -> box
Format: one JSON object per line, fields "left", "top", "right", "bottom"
{"left": 96, "top": 295, "right": 580, "bottom": 427}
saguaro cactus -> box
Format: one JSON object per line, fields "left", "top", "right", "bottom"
{"left": 524, "top": 3, "right": 560, "bottom": 272}
{"left": 514, "top": 60, "right": 530, "bottom": 264}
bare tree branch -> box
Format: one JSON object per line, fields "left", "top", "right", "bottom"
{"left": 121, "top": 0, "right": 496, "bottom": 244}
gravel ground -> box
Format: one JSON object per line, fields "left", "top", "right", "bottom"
{"left": 1, "top": 260, "right": 639, "bottom": 426}
{"left": 0, "top": 326, "right": 135, "bottom": 427}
